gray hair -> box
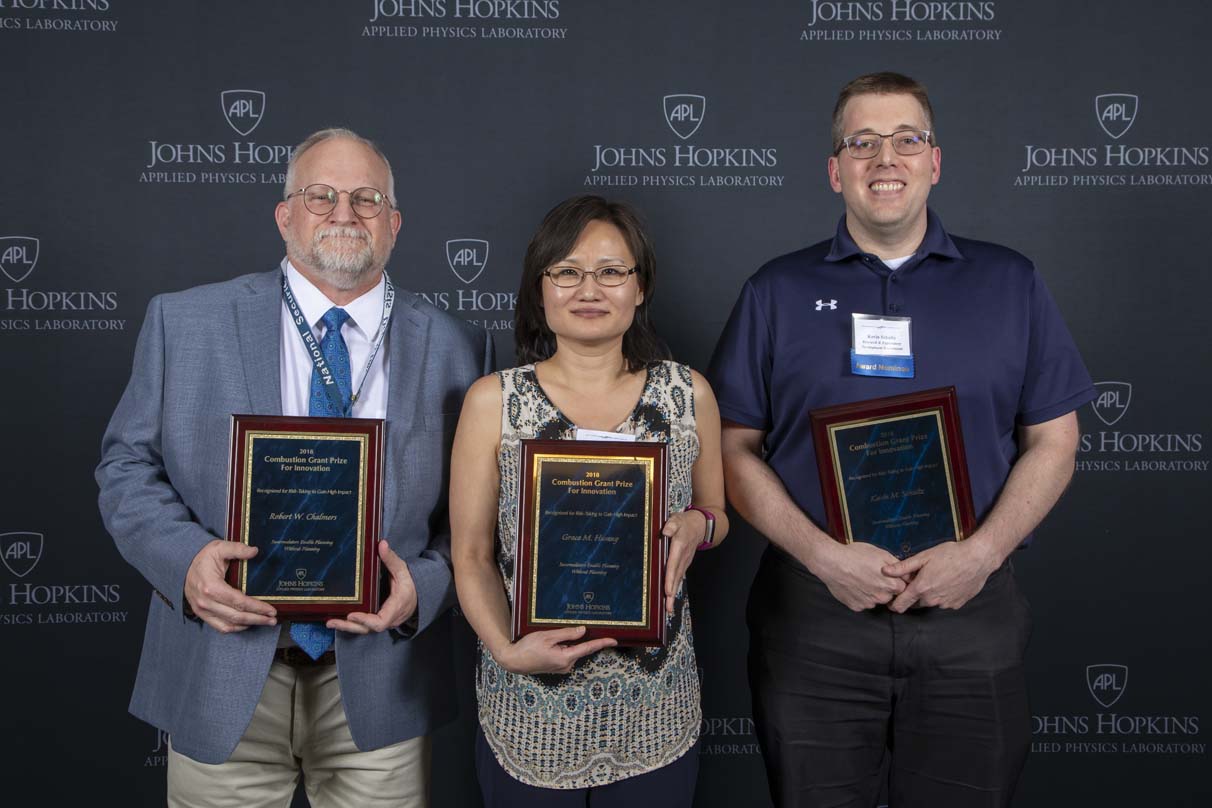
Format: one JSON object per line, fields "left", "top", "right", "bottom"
{"left": 283, "top": 127, "right": 396, "bottom": 204}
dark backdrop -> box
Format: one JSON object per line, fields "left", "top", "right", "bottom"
{"left": 2, "top": 1, "right": 1208, "bottom": 805}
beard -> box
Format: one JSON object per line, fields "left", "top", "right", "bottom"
{"left": 288, "top": 225, "right": 387, "bottom": 290}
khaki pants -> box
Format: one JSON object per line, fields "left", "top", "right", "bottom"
{"left": 168, "top": 661, "right": 430, "bottom": 808}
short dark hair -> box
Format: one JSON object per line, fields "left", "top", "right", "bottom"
{"left": 831, "top": 72, "right": 936, "bottom": 153}
{"left": 514, "top": 195, "right": 670, "bottom": 372}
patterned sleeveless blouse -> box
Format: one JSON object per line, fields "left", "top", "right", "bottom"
{"left": 476, "top": 360, "right": 702, "bottom": 789}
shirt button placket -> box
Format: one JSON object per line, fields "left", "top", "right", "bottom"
{"left": 886, "top": 272, "right": 904, "bottom": 315}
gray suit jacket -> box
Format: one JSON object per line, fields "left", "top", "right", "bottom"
{"left": 96, "top": 268, "right": 494, "bottom": 764}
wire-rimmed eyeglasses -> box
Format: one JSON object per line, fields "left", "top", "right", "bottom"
{"left": 543, "top": 265, "right": 637, "bottom": 288}
{"left": 285, "top": 184, "right": 394, "bottom": 219}
{"left": 835, "top": 129, "right": 933, "bottom": 159}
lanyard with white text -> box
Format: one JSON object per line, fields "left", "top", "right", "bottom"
{"left": 281, "top": 272, "right": 395, "bottom": 417}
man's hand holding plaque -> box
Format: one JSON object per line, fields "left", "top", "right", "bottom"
{"left": 325, "top": 539, "right": 416, "bottom": 633}
{"left": 224, "top": 414, "right": 385, "bottom": 622}
{"left": 810, "top": 387, "right": 977, "bottom": 562}
{"left": 184, "top": 540, "right": 278, "bottom": 633}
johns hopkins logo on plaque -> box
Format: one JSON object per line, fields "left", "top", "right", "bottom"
{"left": 664, "top": 95, "right": 705, "bottom": 140}
{"left": 0, "top": 237, "right": 39, "bottom": 284}
{"left": 446, "top": 239, "right": 490, "bottom": 285}
{"left": 0, "top": 532, "right": 43, "bottom": 578}
{"left": 221, "top": 90, "right": 266, "bottom": 137}
{"left": 1095, "top": 94, "right": 1138, "bottom": 140}
{"left": 1090, "top": 381, "right": 1131, "bottom": 426}
{"left": 1087, "top": 664, "right": 1128, "bottom": 709}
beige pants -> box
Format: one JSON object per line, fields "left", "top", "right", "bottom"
{"left": 167, "top": 661, "right": 430, "bottom": 808}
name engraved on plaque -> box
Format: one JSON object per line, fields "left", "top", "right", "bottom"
{"left": 829, "top": 411, "right": 960, "bottom": 556}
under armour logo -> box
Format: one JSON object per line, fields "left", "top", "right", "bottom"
{"left": 815, "top": 299, "right": 837, "bottom": 311}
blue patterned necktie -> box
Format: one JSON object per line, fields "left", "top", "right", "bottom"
{"left": 291, "top": 306, "right": 351, "bottom": 659}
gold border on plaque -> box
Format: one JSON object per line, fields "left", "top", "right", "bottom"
{"left": 528, "top": 453, "right": 654, "bottom": 628}
{"left": 239, "top": 431, "right": 368, "bottom": 602}
{"left": 826, "top": 409, "right": 962, "bottom": 543}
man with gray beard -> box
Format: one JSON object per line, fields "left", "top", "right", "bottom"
{"left": 98, "top": 128, "right": 494, "bottom": 806}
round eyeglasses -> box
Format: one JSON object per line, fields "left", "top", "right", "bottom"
{"left": 285, "top": 184, "right": 394, "bottom": 219}
{"left": 543, "top": 265, "right": 637, "bottom": 288}
{"left": 836, "top": 129, "right": 933, "bottom": 159}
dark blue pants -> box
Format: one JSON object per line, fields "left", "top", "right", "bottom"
{"left": 748, "top": 549, "right": 1032, "bottom": 808}
{"left": 475, "top": 728, "right": 700, "bottom": 807}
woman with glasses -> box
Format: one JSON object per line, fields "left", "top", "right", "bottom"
{"left": 450, "top": 195, "right": 728, "bottom": 806}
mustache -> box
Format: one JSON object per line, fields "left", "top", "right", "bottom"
{"left": 315, "top": 226, "right": 370, "bottom": 244}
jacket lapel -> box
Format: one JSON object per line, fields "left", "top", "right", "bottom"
{"left": 235, "top": 270, "right": 283, "bottom": 416}
{"left": 382, "top": 292, "right": 431, "bottom": 531}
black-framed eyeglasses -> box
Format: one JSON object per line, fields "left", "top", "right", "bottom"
{"left": 285, "top": 184, "right": 394, "bottom": 219}
{"left": 836, "top": 129, "right": 933, "bottom": 159}
{"left": 543, "top": 265, "right": 637, "bottom": 288}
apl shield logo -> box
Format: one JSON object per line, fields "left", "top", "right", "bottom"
{"left": 1091, "top": 381, "right": 1132, "bottom": 426}
{"left": 1095, "top": 94, "right": 1138, "bottom": 140}
{"left": 0, "top": 531, "right": 44, "bottom": 578}
{"left": 0, "top": 236, "right": 39, "bottom": 284}
{"left": 221, "top": 89, "right": 266, "bottom": 136}
{"left": 446, "top": 239, "right": 489, "bottom": 285}
{"left": 295, "top": 568, "right": 307, "bottom": 580}
{"left": 583, "top": 592, "right": 594, "bottom": 604}
{"left": 1087, "top": 664, "right": 1128, "bottom": 708}
{"left": 663, "top": 94, "right": 706, "bottom": 140}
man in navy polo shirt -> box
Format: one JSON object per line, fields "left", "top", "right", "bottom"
{"left": 708, "top": 72, "right": 1095, "bottom": 807}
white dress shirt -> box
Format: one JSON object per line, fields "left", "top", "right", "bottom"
{"left": 279, "top": 260, "right": 390, "bottom": 420}
{"left": 276, "top": 261, "right": 391, "bottom": 648}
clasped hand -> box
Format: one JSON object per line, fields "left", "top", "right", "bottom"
{"left": 813, "top": 537, "right": 999, "bottom": 613}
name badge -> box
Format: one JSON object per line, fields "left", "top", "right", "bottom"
{"left": 574, "top": 428, "right": 637, "bottom": 443}
{"left": 851, "top": 313, "right": 915, "bottom": 378}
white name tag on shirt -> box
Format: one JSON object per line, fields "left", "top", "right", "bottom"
{"left": 851, "top": 313, "right": 915, "bottom": 378}
{"left": 574, "top": 428, "right": 637, "bottom": 442}
{"left": 853, "top": 314, "right": 912, "bottom": 355}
